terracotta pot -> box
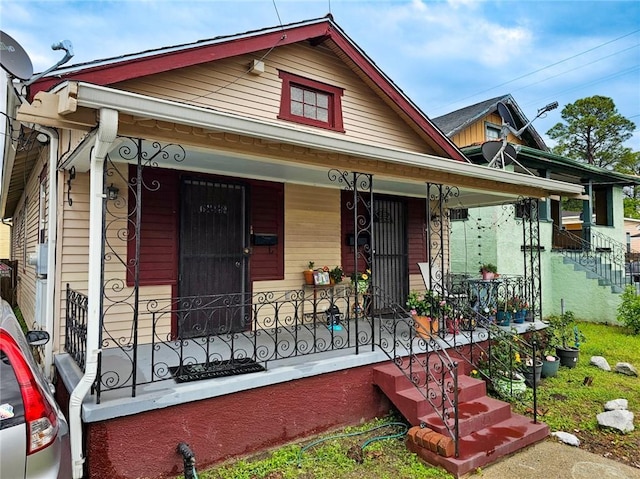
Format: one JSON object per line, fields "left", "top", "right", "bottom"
{"left": 481, "top": 271, "right": 495, "bottom": 280}
{"left": 303, "top": 270, "right": 314, "bottom": 285}
{"left": 413, "top": 315, "right": 438, "bottom": 339}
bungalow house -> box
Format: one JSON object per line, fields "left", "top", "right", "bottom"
{"left": 433, "top": 94, "right": 640, "bottom": 322}
{"left": 1, "top": 18, "right": 584, "bottom": 478}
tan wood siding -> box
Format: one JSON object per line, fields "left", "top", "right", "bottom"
{"left": 116, "top": 42, "right": 433, "bottom": 154}
{"left": 451, "top": 112, "right": 527, "bottom": 148}
{"left": 0, "top": 221, "right": 10, "bottom": 258}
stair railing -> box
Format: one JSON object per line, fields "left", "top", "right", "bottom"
{"left": 553, "top": 224, "right": 631, "bottom": 290}
{"left": 433, "top": 298, "right": 541, "bottom": 425}
{"left": 371, "top": 286, "right": 460, "bottom": 457}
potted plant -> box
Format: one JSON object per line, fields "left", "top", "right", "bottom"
{"left": 485, "top": 337, "right": 527, "bottom": 400}
{"left": 350, "top": 269, "right": 371, "bottom": 294}
{"left": 329, "top": 266, "right": 344, "bottom": 284}
{"left": 526, "top": 324, "right": 560, "bottom": 378}
{"left": 303, "top": 261, "right": 315, "bottom": 285}
{"left": 496, "top": 299, "right": 511, "bottom": 326}
{"left": 546, "top": 310, "right": 585, "bottom": 369}
{"left": 406, "top": 291, "right": 438, "bottom": 339}
{"left": 479, "top": 263, "right": 498, "bottom": 280}
{"left": 510, "top": 297, "right": 528, "bottom": 324}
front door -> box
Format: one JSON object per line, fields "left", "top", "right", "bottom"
{"left": 178, "top": 178, "right": 248, "bottom": 338}
{"left": 372, "top": 197, "right": 408, "bottom": 308}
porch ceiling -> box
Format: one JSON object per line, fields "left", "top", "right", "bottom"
{"left": 16, "top": 81, "right": 584, "bottom": 208}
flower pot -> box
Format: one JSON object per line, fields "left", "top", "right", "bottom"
{"left": 303, "top": 270, "right": 314, "bottom": 285}
{"left": 556, "top": 346, "right": 580, "bottom": 368}
{"left": 445, "top": 317, "right": 460, "bottom": 334}
{"left": 514, "top": 309, "right": 527, "bottom": 324}
{"left": 355, "top": 280, "right": 369, "bottom": 294}
{"left": 481, "top": 271, "right": 495, "bottom": 280}
{"left": 496, "top": 311, "right": 511, "bottom": 326}
{"left": 522, "top": 359, "right": 543, "bottom": 387}
{"left": 541, "top": 356, "right": 560, "bottom": 377}
{"left": 494, "top": 372, "right": 527, "bottom": 400}
{"left": 413, "top": 315, "right": 438, "bottom": 339}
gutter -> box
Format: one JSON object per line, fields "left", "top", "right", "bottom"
{"left": 67, "top": 82, "right": 584, "bottom": 197}
{"left": 68, "top": 108, "right": 118, "bottom": 479}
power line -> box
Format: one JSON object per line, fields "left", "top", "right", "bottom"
{"left": 433, "top": 28, "right": 640, "bottom": 113}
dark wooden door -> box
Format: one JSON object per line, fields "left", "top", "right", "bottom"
{"left": 179, "top": 178, "right": 248, "bottom": 337}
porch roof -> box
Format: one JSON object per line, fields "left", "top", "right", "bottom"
{"left": 16, "top": 81, "right": 584, "bottom": 209}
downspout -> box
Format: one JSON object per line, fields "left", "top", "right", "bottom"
{"left": 68, "top": 108, "right": 118, "bottom": 479}
{"left": 30, "top": 125, "right": 58, "bottom": 377}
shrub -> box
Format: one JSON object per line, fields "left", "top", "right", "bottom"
{"left": 617, "top": 286, "right": 640, "bottom": 334}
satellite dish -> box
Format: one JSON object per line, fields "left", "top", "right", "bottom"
{"left": 0, "top": 31, "right": 34, "bottom": 80}
{"left": 496, "top": 101, "right": 516, "bottom": 128}
{"left": 481, "top": 141, "right": 517, "bottom": 167}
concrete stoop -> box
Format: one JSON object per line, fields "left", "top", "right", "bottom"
{"left": 373, "top": 362, "right": 549, "bottom": 478}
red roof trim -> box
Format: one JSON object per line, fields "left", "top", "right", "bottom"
{"left": 30, "top": 19, "right": 465, "bottom": 162}
{"left": 326, "top": 31, "right": 465, "bottom": 162}
{"left": 29, "top": 22, "right": 332, "bottom": 96}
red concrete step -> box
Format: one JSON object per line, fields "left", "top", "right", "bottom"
{"left": 407, "top": 413, "right": 549, "bottom": 478}
{"left": 419, "top": 395, "right": 512, "bottom": 438}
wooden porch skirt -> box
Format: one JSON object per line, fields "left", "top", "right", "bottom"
{"left": 60, "top": 365, "right": 391, "bottom": 479}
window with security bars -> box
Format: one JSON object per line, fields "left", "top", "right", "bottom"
{"left": 450, "top": 208, "right": 469, "bottom": 221}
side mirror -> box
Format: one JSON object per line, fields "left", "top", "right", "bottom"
{"left": 25, "top": 330, "right": 50, "bottom": 346}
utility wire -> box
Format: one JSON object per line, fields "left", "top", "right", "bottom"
{"left": 508, "top": 43, "right": 640, "bottom": 97}
{"left": 433, "top": 28, "right": 640, "bottom": 113}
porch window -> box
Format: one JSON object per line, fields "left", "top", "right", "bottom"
{"left": 450, "top": 208, "right": 468, "bottom": 221}
{"left": 594, "top": 187, "right": 613, "bottom": 226}
{"left": 278, "top": 71, "right": 344, "bottom": 132}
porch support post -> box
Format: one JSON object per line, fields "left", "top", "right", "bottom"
{"left": 69, "top": 108, "right": 118, "bottom": 479}
{"left": 520, "top": 198, "right": 542, "bottom": 322}
{"left": 582, "top": 180, "right": 593, "bottom": 246}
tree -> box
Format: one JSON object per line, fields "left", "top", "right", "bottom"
{"left": 615, "top": 149, "right": 640, "bottom": 218}
{"left": 546, "top": 96, "right": 635, "bottom": 169}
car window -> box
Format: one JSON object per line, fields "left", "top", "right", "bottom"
{"left": 0, "top": 350, "right": 26, "bottom": 430}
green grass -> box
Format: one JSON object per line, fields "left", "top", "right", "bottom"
{"left": 188, "top": 417, "right": 452, "bottom": 479}
{"left": 181, "top": 322, "right": 639, "bottom": 478}
{"left": 515, "top": 322, "right": 640, "bottom": 463}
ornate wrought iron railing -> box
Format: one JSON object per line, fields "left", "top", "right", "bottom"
{"left": 434, "top": 306, "right": 542, "bottom": 425}
{"left": 553, "top": 224, "right": 630, "bottom": 290}
{"left": 373, "top": 285, "right": 460, "bottom": 457}
{"left": 64, "top": 284, "right": 88, "bottom": 371}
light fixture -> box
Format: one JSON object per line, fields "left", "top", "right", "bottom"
{"left": 36, "top": 132, "right": 49, "bottom": 144}
{"left": 107, "top": 183, "right": 119, "bottom": 201}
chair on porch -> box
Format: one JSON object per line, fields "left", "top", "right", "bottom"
{"left": 417, "top": 263, "right": 468, "bottom": 301}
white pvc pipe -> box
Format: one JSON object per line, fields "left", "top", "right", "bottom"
{"left": 68, "top": 108, "right": 118, "bottom": 479}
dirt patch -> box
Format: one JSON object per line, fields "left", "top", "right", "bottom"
{"left": 574, "top": 429, "right": 640, "bottom": 470}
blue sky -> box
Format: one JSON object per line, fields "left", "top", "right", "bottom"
{"left": 2, "top": 0, "right": 639, "bottom": 149}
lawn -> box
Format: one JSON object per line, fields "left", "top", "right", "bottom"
{"left": 523, "top": 322, "right": 640, "bottom": 468}
{"left": 181, "top": 322, "right": 639, "bottom": 478}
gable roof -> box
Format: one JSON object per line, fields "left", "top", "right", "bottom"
{"left": 27, "top": 15, "right": 466, "bottom": 162}
{"left": 432, "top": 94, "right": 548, "bottom": 151}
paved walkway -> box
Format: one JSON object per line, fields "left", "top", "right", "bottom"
{"left": 469, "top": 439, "right": 640, "bottom": 479}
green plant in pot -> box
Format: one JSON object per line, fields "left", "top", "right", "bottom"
{"left": 406, "top": 290, "right": 438, "bottom": 339}
{"left": 480, "top": 262, "right": 498, "bottom": 280}
{"left": 328, "top": 265, "right": 344, "bottom": 284}
{"left": 545, "top": 310, "right": 585, "bottom": 369}
{"left": 526, "top": 324, "right": 560, "bottom": 378}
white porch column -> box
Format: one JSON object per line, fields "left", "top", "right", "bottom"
{"left": 68, "top": 108, "right": 118, "bottom": 479}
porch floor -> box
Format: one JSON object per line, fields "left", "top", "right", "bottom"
{"left": 55, "top": 319, "right": 546, "bottom": 423}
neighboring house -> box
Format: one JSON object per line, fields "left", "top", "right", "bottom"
{"left": 624, "top": 217, "right": 640, "bottom": 253}
{"left": 1, "top": 18, "right": 584, "bottom": 479}
{"left": 433, "top": 94, "right": 640, "bottom": 323}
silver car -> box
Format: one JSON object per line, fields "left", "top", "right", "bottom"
{"left": 0, "top": 300, "right": 71, "bottom": 478}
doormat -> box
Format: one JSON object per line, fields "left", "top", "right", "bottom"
{"left": 170, "top": 358, "right": 265, "bottom": 383}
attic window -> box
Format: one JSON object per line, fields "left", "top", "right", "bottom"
{"left": 278, "top": 71, "right": 344, "bottom": 132}
{"left": 485, "top": 123, "right": 501, "bottom": 140}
